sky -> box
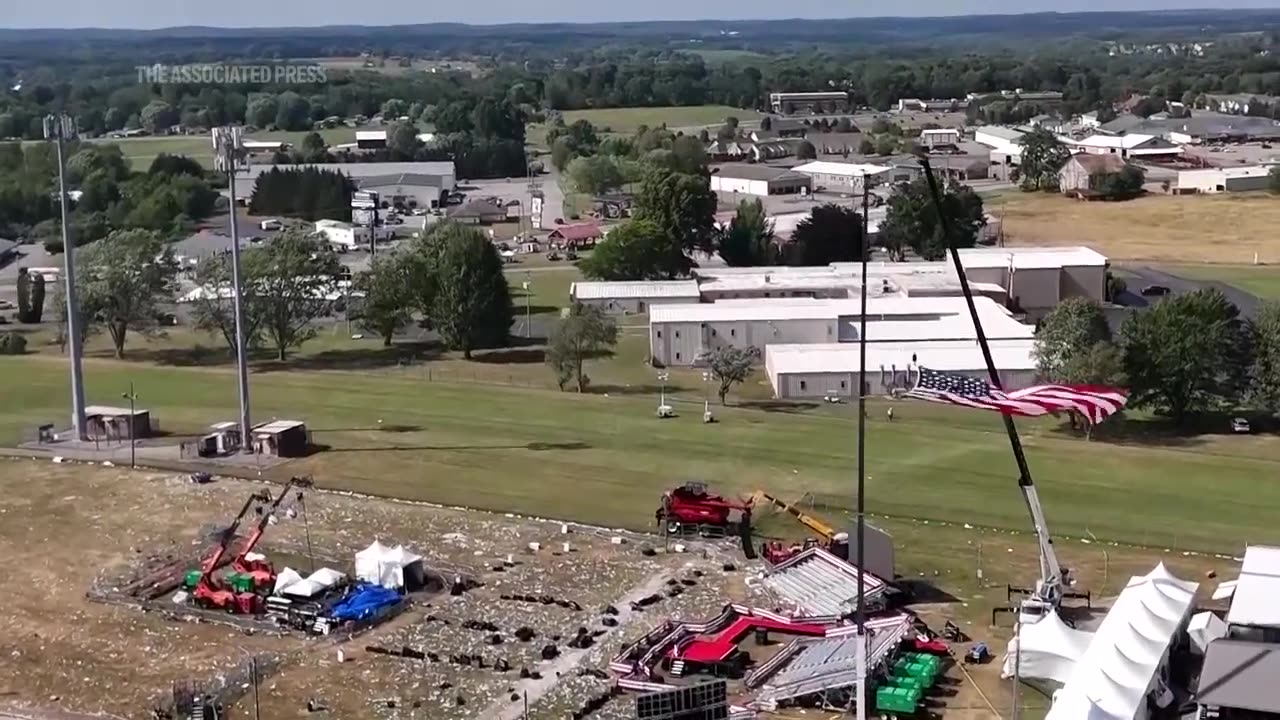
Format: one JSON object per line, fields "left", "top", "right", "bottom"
{"left": 7, "top": 0, "right": 1280, "bottom": 29}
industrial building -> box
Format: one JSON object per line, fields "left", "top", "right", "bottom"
{"left": 765, "top": 339, "right": 1038, "bottom": 399}
{"left": 1177, "top": 166, "right": 1273, "bottom": 194}
{"left": 710, "top": 164, "right": 812, "bottom": 197}
{"left": 769, "top": 91, "right": 850, "bottom": 115}
{"left": 569, "top": 280, "right": 701, "bottom": 315}
{"left": 919, "top": 128, "right": 962, "bottom": 149}
{"left": 232, "top": 162, "right": 455, "bottom": 202}
{"left": 791, "top": 161, "right": 893, "bottom": 195}
{"left": 1070, "top": 133, "right": 1182, "bottom": 161}
{"left": 648, "top": 295, "right": 1035, "bottom": 367}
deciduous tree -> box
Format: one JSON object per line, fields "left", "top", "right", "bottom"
{"left": 566, "top": 154, "right": 627, "bottom": 196}
{"left": 76, "top": 229, "right": 176, "bottom": 358}
{"left": 354, "top": 254, "right": 415, "bottom": 347}
{"left": 1033, "top": 297, "right": 1112, "bottom": 381}
{"left": 1121, "top": 289, "right": 1250, "bottom": 423}
{"left": 190, "top": 253, "right": 266, "bottom": 354}
{"left": 545, "top": 303, "right": 619, "bottom": 391}
{"left": 633, "top": 165, "right": 717, "bottom": 258}
{"left": 431, "top": 225, "right": 513, "bottom": 358}
{"left": 879, "top": 176, "right": 985, "bottom": 261}
{"left": 578, "top": 219, "right": 675, "bottom": 280}
{"left": 708, "top": 346, "right": 759, "bottom": 404}
{"left": 717, "top": 199, "right": 777, "bottom": 267}
{"left": 789, "top": 204, "right": 864, "bottom": 266}
{"left": 255, "top": 228, "right": 342, "bottom": 361}
{"left": 1247, "top": 300, "right": 1280, "bottom": 414}
{"left": 796, "top": 140, "right": 817, "bottom": 159}
{"left": 1017, "top": 128, "right": 1070, "bottom": 191}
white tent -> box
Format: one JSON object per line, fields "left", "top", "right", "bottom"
{"left": 355, "top": 541, "right": 425, "bottom": 590}
{"left": 1046, "top": 563, "right": 1198, "bottom": 720}
{"left": 1187, "top": 611, "right": 1227, "bottom": 654}
{"left": 274, "top": 567, "right": 348, "bottom": 598}
{"left": 273, "top": 567, "right": 305, "bottom": 596}
{"left": 1002, "top": 609, "right": 1095, "bottom": 683}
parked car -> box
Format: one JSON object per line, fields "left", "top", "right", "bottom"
{"left": 1141, "top": 284, "right": 1171, "bottom": 297}
{"left": 0, "top": 299, "right": 14, "bottom": 310}
{"left": 1231, "top": 417, "right": 1252, "bottom": 434}
{"left": 258, "top": 218, "right": 283, "bottom": 231}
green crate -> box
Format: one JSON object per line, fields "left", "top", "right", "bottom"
{"left": 184, "top": 570, "right": 203, "bottom": 588}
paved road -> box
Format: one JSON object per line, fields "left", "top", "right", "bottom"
{"left": 1119, "top": 265, "right": 1261, "bottom": 320}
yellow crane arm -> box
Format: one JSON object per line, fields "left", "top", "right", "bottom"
{"left": 751, "top": 490, "right": 837, "bottom": 541}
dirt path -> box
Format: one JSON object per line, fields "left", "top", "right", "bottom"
{"left": 482, "top": 570, "right": 675, "bottom": 720}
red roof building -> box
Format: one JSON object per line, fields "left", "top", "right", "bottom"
{"left": 548, "top": 222, "right": 604, "bottom": 248}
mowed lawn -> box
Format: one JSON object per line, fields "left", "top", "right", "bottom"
{"left": 1160, "top": 263, "right": 1280, "bottom": 300}
{"left": 3, "top": 354, "right": 1278, "bottom": 554}
{"left": 85, "top": 127, "right": 361, "bottom": 170}
{"left": 559, "top": 105, "right": 762, "bottom": 134}
{"left": 999, "top": 191, "right": 1280, "bottom": 264}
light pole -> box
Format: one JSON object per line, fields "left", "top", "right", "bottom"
{"left": 235, "top": 647, "right": 261, "bottom": 720}
{"left": 212, "top": 127, "right": 253, "bottom": 453}
{"left": 121, "top": 382, "right": 137, "bottom": 469}
{"left": 522, "top": 274, "right": 532, "bottom": 338}
{"left": 45, "top": 114, "right": 87, "bottom": 441}
{"left": 854, "top": 172, "right": 871, "bottom": 720}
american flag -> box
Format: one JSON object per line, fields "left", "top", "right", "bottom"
{"left": 906, "top": 367, "right": 1127, "bottom": 425}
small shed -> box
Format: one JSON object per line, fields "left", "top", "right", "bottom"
{"left": 251, "top": 420, "right": 310, "bottom": 458}
{"left": 195, "top": 421, "right": 242, "bottom": 457}
{"left": 1057, "top": 153, "right": 1129, "bottom": 195}
{"left": 84, "top": 405, "right": 151, "bottom": 441}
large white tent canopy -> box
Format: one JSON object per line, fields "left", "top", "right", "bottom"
{"left": 1002, "top": 610, "right": 1094, "bottom": 684}
{"left": 1045, "top": 563, "right": 1198, "bottom": 720}
{"left": 355, "top": 540, "right": 425, "bottom": 590}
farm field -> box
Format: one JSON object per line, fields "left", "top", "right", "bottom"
{"left": 997, "top": 191, "right": 1280, "bottom": 263}
{"left": 3, "top": 353, "right": 1278, "bottom": 554}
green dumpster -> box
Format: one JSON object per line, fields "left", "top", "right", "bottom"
{"left": 876, "top": 685, "right": 921, "bottom": 714}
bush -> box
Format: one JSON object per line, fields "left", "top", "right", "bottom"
{"left": 0, "top": 332, "right": 28, "bottom": 355}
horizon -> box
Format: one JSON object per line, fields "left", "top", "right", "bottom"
{"left": 7, "top": 1, "right": 1280, "bottom": 31}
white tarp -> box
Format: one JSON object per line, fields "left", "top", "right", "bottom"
{"left": 273, "top": 567, "right": 305, "bottom": 596}
{"left": 354, "top": 541, "right": 424, "bottom": 590}
{"left": 1046, "top": 563, "right": 1198, "bottom": 720}
{"left": 1002, "top": 610, "right": 1094, "bottom": 684}
{"left": 1187, "top": 611, "right": 1227, "bottom": 654}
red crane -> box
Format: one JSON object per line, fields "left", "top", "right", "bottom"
{"left": 192, "top": 490, "right": 272, "bottom": 612}
{"left": 232, "top": 476, "right": 313, "bottom": 590}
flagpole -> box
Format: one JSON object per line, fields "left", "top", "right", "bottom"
{"left": 854, "top": 172, "right": 870, "bottom": 720}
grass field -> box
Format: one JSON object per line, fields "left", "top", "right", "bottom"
{"left": 3, "top": 350, "right": 1278, "bottom": 555}
{"left": 1160, "top": 263, "right": 1280, "bottom": 299}
{"left": 997, "top": 191, "right": 1280, "bottom": 264}
{"left": 85, "top": 127, "right": 362, "bottom": 170}
{"left": 559, "top": 105, "right": 762, "bottom": 134}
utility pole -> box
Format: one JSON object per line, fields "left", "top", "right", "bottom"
{"left": 45, "top": 114, "right": 87, "bottom": 441}
{"left": 212, "top": 128, "right": 253, "bottom": 453}
{"left": 522, "top": 275, "right": 532, "bottom": 338}
{"left": 854, "top": 173, "right": 871, "bottom": 720}
{"left": 121, "top": 381, "right": 137, "bottom": 469}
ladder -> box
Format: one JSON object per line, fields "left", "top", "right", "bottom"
{"left": 669, "top": 659, "right": 686, "bottom": 677}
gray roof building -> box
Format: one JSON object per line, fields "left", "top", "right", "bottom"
{"left": 1197, "top": 639, "right": 1280, "bottom": 713}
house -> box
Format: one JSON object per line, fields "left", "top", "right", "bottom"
{"left": 548, "top": 222, "right": 604, "bottom": 249}
{"left": 897, "top": 98, "right": 966, "bottom": 113}
{"left": 1057, "top": 154, "right": 1131, "bottom": 195}
{"left": 447, "top": 199, "right": 508, "bottom": 225}
{"left": 710, "top": 164, "right": 812, "bottom": 197}
{"left": 355, "top": 130, "right": 387, "bottom": 150}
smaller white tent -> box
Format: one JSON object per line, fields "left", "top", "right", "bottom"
{"left": 1187, "top": 611, "right": 1227, "bottom": 654}
{"left": 1002, "top": 609, "right": 1095, "bottom": 684}
{"left": 355, "top": 541, "right": 426, "bottom": 590}
{"left": 273, "top": 567, "right": 305, "bottom": 596}
{"left": 274, "top": 567, "right": 348, "bottom": 598}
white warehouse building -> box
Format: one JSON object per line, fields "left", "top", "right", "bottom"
{"left": 569, "top": 280, "right": 701, "bottom": 315}
{"left": 1177, "top": 165, "right": 1273, "bottom": 194}
{"left": 766, "top": 339, "right": 1038, "bottom": 400}
{"left": 710, "top": 164, "right": 812, "bottom": 197}
{"left": 649, "top": 295, "right": 1034, "bottom": 367}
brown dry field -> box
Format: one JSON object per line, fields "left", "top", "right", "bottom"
{"left": 0, "top": 458, "right": 1240, "bottom": 720}
{"left": 997, "top": 191, "right": 1280, "bottom": 263}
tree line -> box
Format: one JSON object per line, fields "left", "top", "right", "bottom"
{"left": 1035, "top": 293, "right": 1280, "bottom": 432}
{"left": 0, "top": 143, "right": 219, "bottom": 250}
